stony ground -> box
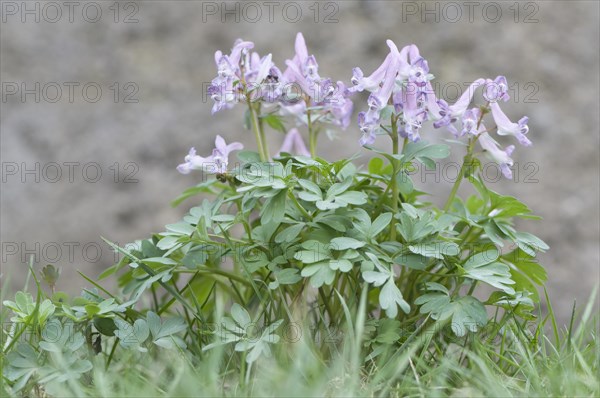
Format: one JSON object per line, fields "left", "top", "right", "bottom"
{"left": 1, "top": 1, "right": 598, "bottom": 324}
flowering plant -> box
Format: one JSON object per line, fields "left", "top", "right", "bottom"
{"left": 2, "top": 34, "right": 550, "bottom": 393}
{"left": 132, "top": 33, "right": 545, "bottom": 341}
{"left": 135, "top": 33, "right": 546, "bottom": 340}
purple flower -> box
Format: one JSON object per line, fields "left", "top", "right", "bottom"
{"left": 408, "top": 57, "right": 430, "bottom": 87}
{"left": 484, "top": 76, "right": 510, "bottom": 103}
{"left": 358, "top": 111, "right": 378, "bottom": 146}
{"left": 349, "top": 51, "right": 397, "bottom": 93}
{"left": 283, "top": 33, "right": 321, "bottom": 98}
{"left": 396, "top": 83, "right": 427, "bottom": 142}
{"left": 369, "top": 42, "right": 401, "bottom": 111}
{"left": 282, "top": 33, "right": 354, "bottom": 129}
{"left": 478, "top": 132, "right": 515, "bottom": 179}
{"left": 461, "top": 107, "right": 481, "bottom": 137}
{"left": 489, "top": 102, "right": 531, "bottom": 146}
{"left": 422, "top": 81, "right": 443, "bottom": 121}
{"left": 323, "top": 81, "right": 354, "bottom": 129}
{"left": 176, "top": 147, "right": 211, "bottom": 175}
{"left": 208, "top": 39, "right": 278, "bottom": 113}
{"left": 354, "top": 42, "right": 439, "bottom": 145}
{"left": 261, "top": 65, "right": 285, "bottom": 103}
{"left": 434, "top": 78, "right": 486, "bottom": 136}
{"left": 177, "top": 135, "right": 243, "bottom": 175}
{"left": 277, "top": 128, "right": 310, "bottom": 157}
{"left": 400, "top": 45, "right": 430, "bottom": 88}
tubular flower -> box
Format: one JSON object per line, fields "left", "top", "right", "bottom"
{"left": 434, "top": 79, "right": 486, "bottom": 136}
{"left": 490, "top": 102, "right": 531, "bottom": 146}
{"left": 277, "top": 128, "right": 310, "bottom": 157}
{"left": 478, "top": 131, "right": 515, "bottom": 179}
{"left": 484, "top": 75, "right": 510, "bottom": 103}
{"left": 177, "top": 135, "right": 243, "bottom": 175}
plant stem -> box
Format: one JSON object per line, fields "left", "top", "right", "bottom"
{"left": 288, "top": 190, "right": 312, "bottom": 221}
{"left": 442, "top": 105, "right": 487, "bottom": 211}
{"left": 308, "top": 109, "right": 317, "bottom": 158}
{"left": 248, "top": 101, "right": 268, "bottom": 162}
{"left": 390, "top": 116, "right": 400, "bottom": 241}
{"left": 257, "top": 103, "right": 269, "bottom": 159}
{"left": 443, "top": 150, "right": 469, "bottom": 212}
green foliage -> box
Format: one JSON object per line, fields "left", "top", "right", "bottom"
{"left": 1, "top": 52, "right": 559, "bottom": 395}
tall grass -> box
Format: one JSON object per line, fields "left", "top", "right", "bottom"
{"left": 4, "top": 283, "right": 596, "bottom": 397}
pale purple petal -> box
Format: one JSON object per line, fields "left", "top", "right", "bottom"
{"left": 490, "top": 102, "right": 532, "bottom": 146}
{"left": 478, "top": 132, "right": 515, "bottom": 179}
{"left": 294, "top": 33, "right": 308, "bottom": 64}
{"left": 449, "top": 78, "right": 486, "bottom": 117}
{"left": 484, "top": 76, "right": 510, "bottom": 103}
{"left": 277, "top": 128, "right": 311, "bottom": 157}
{"left": 230, "top": 39, "right": 254, "bottom": 65}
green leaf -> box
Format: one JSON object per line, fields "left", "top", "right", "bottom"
{"left": 294, "top": 248, "right": 329, "bottom": 264}
{"left": 370, "top": 213, "right": 393, "bottom": 237}
{"left": 404, "top": 141, "right": 450, "bottom": 162}
{"left": 231, "top": 304, "right": 251, "bottom": 327}
{"left": 165, "top": 222, "right": 197, "bottom": 235}
{"left": 269, "top": 268, "right": 302, "bottom": 289}
{"left": 408, "top": 242, "right": 459, "bottom": 259}
{"left": 141, "top": 257, "right": 178, "bottom": 267}
{"left": 450, "top": 296, "right": 488, "bottom": 336}
{"left": 275, "top": 223, "right": 304, "bottom": 243}
{"left": 462, "top": 259, "right": 515, "bottom": 295}
{"left": 261, "top": 189, "right": 287, "bottom": 226}
{"left": 362, "top": 270, "right": 389, "bottom": 286}
{"left": 504, "top": 249, "right": 547, "bottom": 285}
{"left": 329, "top": 258, "right": 353, "bottom": 272}
{"left": 156, "top": 236, "right": 181, "bottom": 251}
{"left": 298, "top": 179, "right": 322, "bottom": 195}
{"left": 368, "top": 157, "right": 385, "bottom": 174}
{"left": 330, "top": 237, "right": 365, "bottom": 250}
{"left": 337, "top": 191, "right": 368, "bottom": 205}
{"left": 415, "top": 293, "right": 487, "bottom": 337}
{"left": 379, "top": 279, "right": 410, "bottom": 317}
{"left": 514, "top": 232, "right": 549, "bottom": 256}
{"left": 396, "top": 253, "right": 429, "bottom": 270}
{"left": 237, "top": 150, "right": 262, "bottom": 164}
{"left": 327, "top": 178, "right": 353, "bottom": 197}
{"left": 463, "top": 249, "right": 500, "bottom": 269}
{"left": 396, "top": 171, "right": 414, "bottom": 195}
{"left": 182, "top": 246, "right": 209, "bottom": 269}
{"left": 301, "top": 263, "right": 335, "bottom": 287}
{"left": 260, "top": 113, "right": 287, "bottom": 133}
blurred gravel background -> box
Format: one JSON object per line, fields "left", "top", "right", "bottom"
{"left": 1, "top": 1, "right": 598, "bottom": 324}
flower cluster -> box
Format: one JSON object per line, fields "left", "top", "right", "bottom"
{"left": 350, "top": 43, "right": 531, "bottom": 178}
{"left": 182, "top": 34, "right": 531, "bottom": 180}
{"left": 208, "top": 33, "right": 353, "bottom": 129}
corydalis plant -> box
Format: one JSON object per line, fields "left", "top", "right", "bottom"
{"left": 113, "top": 33, "right": 546, "bottom": 357}
{"left": 2, "top": 34, "right": 551, "bottom": 396}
